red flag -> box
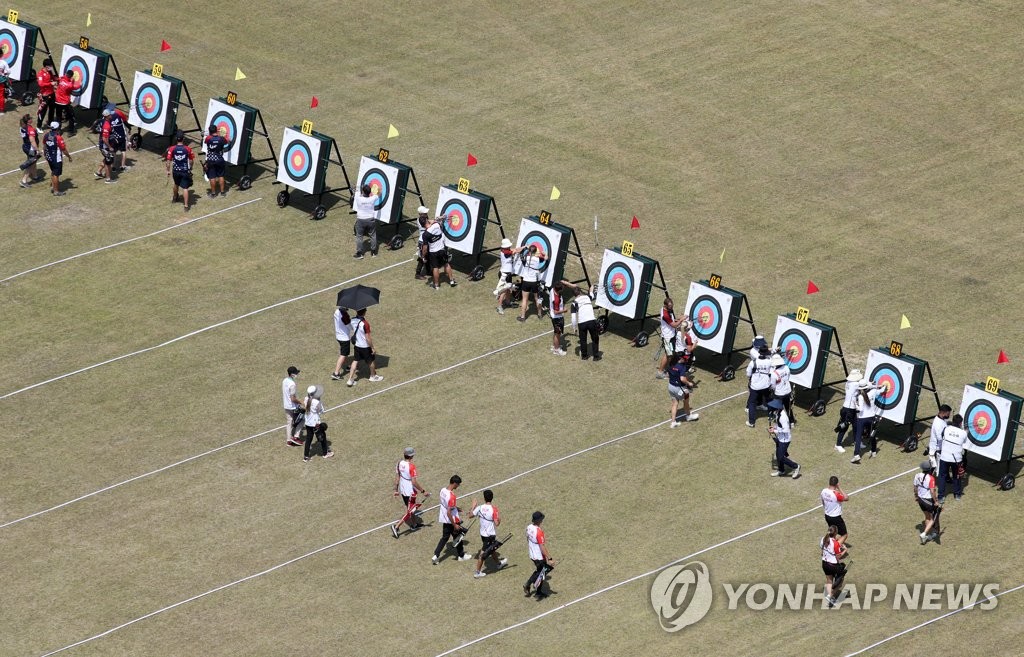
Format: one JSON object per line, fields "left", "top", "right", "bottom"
{"left": 467, "top": 153, "right": 478, "bottom": 166}
{"left": 310, "top": 96, "right": 319, "bottom": 108}
{"left": 806, "top": 280, "right": 820, "bottom": 294}
{"left": 998, "top": 350, "right": 1010, "bottom": 364}
{"left": 630, "top": 215, "right": 640, "bottom": 229}
{"left": 160, "top": 39, "right": 171, "bottom": 52}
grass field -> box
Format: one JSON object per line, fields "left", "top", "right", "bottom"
{"left": 2, "top": 1, "right": 1023, "bottom": 655}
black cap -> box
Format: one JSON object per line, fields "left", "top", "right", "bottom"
{"left": 531, "top": 511, "right": 545, "bottom": 524}
{"left": 287, "top": 366, "right": 300, "bottom": 376}
{"left": 175, "top": 131, "right": 185, "bottom": 142}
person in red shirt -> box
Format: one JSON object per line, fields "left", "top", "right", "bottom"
{"left": 53, "top": 69, "right": 82, "bottom": 135}
{"left": 18, "top": 114, "right": 44, "bottom": 188}
{"left": 93, "top": 109, "right": 117, "bottom": 183}
{"left": 164, "top": 132, "right": 195, "bottom": 210}
{"left": 36, "top": 59, "right": 57, "bottom": 126}
{"left": 0, "top": 56, "right": 10, "bottom": 114}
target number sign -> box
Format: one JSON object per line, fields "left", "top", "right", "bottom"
{"left": 226, "top": 91, "right": 237, "bottom": 105}
{"left": 78, "top": 36, "right": 89, "bottom": 50}
{"left": 538, "top": 210, "right": 551, "bottom": 225}
{"left": 352, "top": 155, "right": 410, "bottom": 224}
{"left": 60, "top": 43, "right": 109, "bottom": 109}
{"left": 457, "top": 178, "right": 470, "bottom": 194}
{"left": 985, "top": 377, "right": 1001, "bottom": 395}
{"left": 620, "top": 240, "right": 634, "bottom": 258}
{"left": 377, "top": 148, "right": 389, "bottom": 163}
{"left": 0, "top": 19, "right": 38, "bottom": 81}
{"left": 865, "top": 348, "right": 926, "bottom": 425}
{"left": 300, "top": 120, "right": 313, "bottom": 136}
{"left": 128, "top": 70, "right": 180, "bottom": 136}
{"left": 7, "top": 10, "right": 18, "bottom": 23}
{"left": 435, "top": 184, "right": 492, "bottom": 256}
{"left": 514, "top": 216, "right": 570, "bottom": 288}
{"left": 683, "top": 280, "right": 745, "bottom": 355}
{"left": 771, "top": 314, "right": 833, "bottom": 390}
{"left": 796, "top": 306, "right": 810, "bottom": 324}
{"left": 959, "top": 383, "right": 1022, "bottom": 462}
{"left": 276, "top": 126, "right": 331, "bottom": 195}
{"left": 889, "top": 341, "right": 903, "bottom": 357}
{"left": 203, "top": 98, "right": 257, "bottom": 166}
{"left": 708, "top": 273, "right": 722, "bottom": 290}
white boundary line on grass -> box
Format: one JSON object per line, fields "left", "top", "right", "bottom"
{"left": 0, "top": 145, "right": 95, "bottom": 178}
{"left": 0, "top": 330, "right": 552, "bottom": 530}
{"left": 0, "top": 198, "right": 263, "bottom": 283}
{"left": 0, "top": 260, "right": 413, "bottom": 401}
{"left": 36, "top": 390, "right": 746, "bottom": 656}
{"left": 842, "top": 582, "right": 1024, "bottom": 657}
{"left": 433, "top": 466, "right": 918, "bottom": 657}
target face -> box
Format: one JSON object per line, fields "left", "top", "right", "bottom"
{"left": 435, "top": 185, "right": 490, "bottom": 255}
{"left": 683, "top": 281, "right": 744, "bottom": 355}
{"left": 352, "top": 156, "right": 408, "bottom": 224}
{"left": 958, "top": 384, "right": 1020, "bottom": 462}
{"left": 595, "top": 248, "right": 647, "bottom": 320}
{"left": 0, "top": 29, "right": 19, "bottom": 68}
{"left": 514, "top": 217, "right": 570, "bottom": 288}
{"left": 128, "top": 71, "right": 178, "bottom": 136}
{"left": 59, "top": 44, "right": 107, "bottom": 109}
{"left": 276, "top": 127, "right": 330, "bottom": 195}
{"left": 771, "top": 315, "right": 827, "bottom": 389}
{"left": 0, "top": 22, "right": 34, "bottom": 80}
{"left": 863, "top": 349, "right": 924, "bottom": 425}
{"left": 202, "top": 99, "right": 257, "bottom": 166}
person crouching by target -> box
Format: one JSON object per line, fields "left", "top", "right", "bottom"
{"left": 768, "top": 399, "right": 800, "bottom": 478}
{"left": 165, "top": 132, "right": 195, "bottom": 211}
{"left": 432, "top": 475, "right": 473, "bottom": 564}
{"left": 392, "top": 447, "right": 429, "bottom": 538}
{"left": 353, "top": 184, "right": 380, "bottom": 259}
{"left": 914, "top": 460, "right": 941, "bottom": 544}
{"left": 517, "top": 244, "right": 546, "bottom": 321}
{"left": 414, "top": 206, "right": 430, "bottom": 280}
{"left": 301, "top": 384, "right": 333, "bottom": 461}
{"left": 563, "top": 281, "right": 601, "bottom": 361}
{"left": 850, "top": 378, "right": 880, "bottom": 463}
{"left": 833, "top": 369, "right": 862, "bottom": 453}
{"left": 745, "top": 345, "right": 774, "bottom": 428}
{"left": 494, "top": 238, "right": 523, "bottom": 314}
{"left": 470, "top": 489, "right": 508, "bottom": 577}
{"left": 549, "top": 282, "right": 567, "bottom": 355}
{"left": 204, "top": 123, "right": 229, "bottom": 198}
{"left": 821, "top": 524, "right": 849, "bottom": 608}
{"left": 424, "top": 214, "right": 458, "bottom": 289}
{"left": 667, "top": 353, "right": 699, "bottom": 427}
{"left": 769, "top": 352, "right": 795, "bottom": 425}
{"left": 524, "top": 511, "right": 556, "bottom": 599}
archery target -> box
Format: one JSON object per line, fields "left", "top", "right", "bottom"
{"left": 202, "top": 99, "right": 256, "bottom": 166}
{"left": 128, "top": 71, "right": 177, "bottom": 136}
{"left": 352, "top": 156, "right": 409, "bottom": 224}
{"left": 683, "top": 281, "right": 743, "bottom": 355}
{"left": 0, "top": 21, "right": 35, "bottom": 80}
{"left": 595, "top": 248, "right": 644, "bottom": 319}
{"left": 276, "top": 127, "right": 330, "bottom": 195}
{"left": 771, "top": 315, "right": 826, "bottom": 389}
{"left": 436, "top": 186, "right": 488, "bottom": 255}
{"left": 514, "top": 217, "right": 569, "bottom": 288}
{"left": 59, "top": 44, "right": 106, "bottom": 109}
{"left": 958, "top": 385, "right": 1019, "bottom": 462}
{"left": 0, "top": 28, "right": 19, "bottom": 73}
{"left": 864, "top": 349, "right": 923, "bottom": 425}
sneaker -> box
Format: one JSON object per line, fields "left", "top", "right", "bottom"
{"left": 592, "top": 355, "right": 602, "bottom": 361}
{"left": 791, "top": 465, "right": 801, "bottom": 479}
{"left": 391, "top": 525, "right": 399, "bottom": 539}
{"left": 556, "top": 349, "right": 567, "bottom": 356}
{"left": 220, "top": 191, "right": 227, "bottom": 197}
{"left": 19, "top": 181, "right": 29, "bottom": 188}
{"left": 745, "top": 421, "right": 755, "bottom": 428}
{"left": 670, "top": 421, "right": 681, "bottom": 429}
{"left": 954, "top": 494, "right": 962, "bottom": 501}
{"left": 686, "top": 413, "right": 700, "bottom": 422}
{"left": 920, "top": 532, "right": 928, "bottom": 545}
{"left": 346, "top": 379, "right": 356, "bottom": 387}
{"left": 105, "top": 179, "right": 117, "bottom": 184}
{"left": 94, "top": 171, "right": 104, "bottom": 179}
{"left": 207, "top": 191, "right": 216, "bottom": 199}
{"left": 834, "top": 445, "right": 846, "bottom": 453}
{"left": 458, "top": 554, "right": 473, "bottom": 561}
{"left": 449, "top": 280, "right": 457, "bottom": 287}
{"left": 851, "top": 455, "right": 861, "bottom": 463}
{"left": 286, "top": 438, "right": 301, "bottom": 446}
{"left": 371, "top": 252, "right": 378, "bottom": 258}
{"left": 499, "top": 557, "right": 508, "bottom": 568}
{"left": 303, "top": 456, "right": 311, "bottom": 462}
{"left": 524, "top": 583, "right": 533, "bottom": 596}
{"left": 496, "top": 306, "right": 504, "bottom": 315}
{"left": 937, "top": 497, "right": 945, "bottom": 505}
{"left": 53, "top": 191, "right": 66, "bottom": 196}
{"left": 432, "top": 555, "right": 439, "bottom": 565}
{"left": 517, "top": 316, "right": 527, "bottom": 322}
{"left": 369, "top": 375, "right": 383, "bottom": 382}
{"left": 353, "top": 252, "right": 364, "bottom": 259}
{"left": 771, "top": 471, "right": 782, "bottom": 477}
{"left": 827, "top": 596, "right": 836, "bottom": 609}
{"left": 330, "top": 373, "right": 343, "bottom": 381}
{"left": 655, "top": 371, "right": 668, "bottom": 380}
{"left": 869, "top": 451, "right": 878, "bottom": 458}
{"left": 474, "top": 571, "right": 486, "bottom": 578}
{"left": 323, "top": 451, "right": 334, "bottom": 459}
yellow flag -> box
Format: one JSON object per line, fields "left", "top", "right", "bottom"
{"left": 719, "top": 248, "right": 726, "bottom": 263}
{"left": 550, "top": 186, "right": 560, "bottom": 201}
{"left": 234, "top": 67, "right": 246, "bottom": 81}
{"left": 86, "top": 13, "right": 92, "bottom": 27}
{"left": 387, "top": 124, "right": 399, "bottom": 139}
{"left": 900, "top": 314, "right": 911, "bottom": 329}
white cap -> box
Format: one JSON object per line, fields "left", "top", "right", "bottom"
{"left": 50, "top": 121, "right": 60, "bottom": 129}
{"left": 500, "top": 238, "right": 513, "bottom": 249}
{"left": 307, "top": 385, "right": 317, "bottom": 395}
{"left": 417, "top": 206, "right": 429, "bottom": 214}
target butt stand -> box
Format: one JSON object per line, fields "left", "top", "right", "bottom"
{"left": 350, "top": 148, "right": 425, "bottom": 248}
{"left": 126, "top": 66, "right": 203, "bottom": 152}
{"left": 958, "top": 378, "right": 1023, "bottom": 492}
{"left": 682, "top": 275, "right": 758, "bottom": 382}
{"left": 770, "top": 310, "right": 849, "bottom": 417}
{"left": 203, "top": 92, "right": 277, "bottom": 192}
{"left": 434, "top": 179, "right": 508, "bottom": 281}
{"left": 592, "top": 241, "right": 666, "bottom": 347}
{"left": 275, "top": 121, "right": 352, "bottom": 220}
{"left": 0, "top": 11, "right": 53, "bottom": 106}
{"left": 863, "top": 342, "right": 941, "bottom": 452}
{"left": 59, "top": 37, "right": 131, "bottom": 132}
{"left": 513, "top": 212, "right": 592, "bottom": 310}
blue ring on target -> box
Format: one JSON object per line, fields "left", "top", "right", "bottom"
{"left": 870, "top": 365, "right": 904, "bottom": 411}
{"left": 690, "top": 295, "right": 723, "bottom": 340}
{"left": 362, "top": 168, "right": 391, "bottom": 211}
{"left": 284, "top": 140, "right": 313, "bottom": 182}
{"left": 521, "top": 231, "right": 552, "bottom": 273}
{"left": 440, "top": 199, "right": 472, "bottom": 241}
{"left": 602, "top": 264, "right": 635, "bottom": 307}
{"left": 64, "top": 56, "right": 91, "bottom": 94}
{"left": 135, "top": 82, "right": 164, "bottom": 124}
{"left": 778, "top": 329, "right": 812, "bottom": 375}
{"left": 0, "top": 29, "right": 19, "bottom": 66}
{"left": 965, "top": 399, "right": 1001, "bottom": 446}
{"left": 210, "top": 111, "right": 237, "bottom": 150}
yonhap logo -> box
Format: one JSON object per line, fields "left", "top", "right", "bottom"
{"left": 649, "top": 561, "right": 713, "bottom": 631}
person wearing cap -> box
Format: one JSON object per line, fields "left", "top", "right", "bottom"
{"left": 770, "top": 352, "right": 795, "bottom": 425}
{"left": 667, "top": 352, "right": 699, "bottom": 427}
{"left": 470, "top": 489, "right": 508, "bottom": 577}
{"left": 53, "top": 68, "right": 82, "bottom": 135}
{"left": 913, "top": 460, "right": 941, "bottom": 544}
{"left": 524, "top": 511, "right": 556, "bottom": 598}
{"left": 563, "top": 280, "right": 601, "bottom": 361}
{"left": 392, "top": 447, "right": 430, "bottom": 538}
{"left": 926, "top": 404, "right": 952, "bottom": 470}
{"left": 105, "top": 103, "right": 130, "bottom": 172}
{"left": 749, "top": 335, "right": 768, "bottom": 361}
{"left": 517, "top": 244, "right": 545, "bottom": 321}
{"left": 330, "top": 306, "right": 353, "bottom": 381}
{"left": 414, "top": 206, "right": 430, "bottom": 279}
{"left": 424, "top": 214, "right": 457, "bottom": 289}
{"left": 352, "top": 183, "right": 379, "bottom": 259}
{"left": 745, "top": 345, "right": 774, "bottom": 428}
{"left": 203, "top": 123, "right": 230, "bottom": 198}
{"left": 656, "top": 297, "right": 687, "bottom": 380}
{"left": 937, "top": 414, "right": 968, "bottom": 503}
{"left": 432, "top": 475, "right": 473, "bottom": 564}
{"left": 834, "top": 369, "right": 862, "bottom": 453}
{"left": 493, "top": 238, "right": 524, "bottom": 314}
{"left": 93, "top": 108, "right": 117, "bottom": 184}
{"left": 42, "top": 121, "right": 72, "bottom": 196}
{"left": 850, "top": 378, "right": 881, "bottom": 463}
{"left": 18, "top": 114, "right": 44, "bottom": 189}
{"left": 345, "top": 308, "right": 384, "bottom": 386}
{"left": 165, "top": 132, "right": 195, "bottom": 210}
{"left": 768, "top": 398, "right": 800, "bottom": 478}
{"left": 36, "top": 58, "right": 58, "bottom": 127}
{"left": 301, "top": 384, "right": 333, "bottom": 461}
{"left": 282, "top": 366, "right": 305, "bottom": 446}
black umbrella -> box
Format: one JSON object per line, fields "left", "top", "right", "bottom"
{"left": 336, "top": 284, "right": 381, "bottom": 310}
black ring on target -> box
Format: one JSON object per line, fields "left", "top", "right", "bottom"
{"left": 440, "top": 198, "right": 472, "bottom": 241}
{"left": 361, "top": 167, "right": 392, "bottom": 211}
{"left": 283, "top": 139, "right": 314, "bottom": 182}
{"left": 777, "top": 329, "right": 813, "bottom": 376}
{"left": 521, "top": 231, "right": 553, "bottom": 273}
{"left": 965, "top": 398, "right": 1002, "bottom": 446}
{"left": 0, "top": 29, "right": 19, "bottom": 67}
{"left": 869, "top": 364, "right": 904, "bottom": 411}
{"left": 210, "top": 110, "right": 238, "bottom": 150}
{"left": 64, "top": 56, "right": 91, "bottom": 94}
{"left": 135, "top": 82, "right": 164, "bottom": 124}
{"left": 602, "top": 263, "right": 635, "bottom": 307}
{"left": 690, "top": 294, "right": 723, "bottom": 340}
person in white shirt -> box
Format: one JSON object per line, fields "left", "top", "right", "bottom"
{"left": 768, "top": 399, "right": 800, "bottom": 478}
{"left": 563, "top": 281, "right": 600, "bottom": 361}
{"left": 926, "top": 404, "right": 952, "bottom": 470}
{"left": 493, "top": 238, "right": 523, "bottom": 314}
{"left": 656, "top": 297, "right": 686, "bottom": 379}
{"left": 770, "top": 353, "right": 794, "bottom": 425}
{"left": 851, "top": 379, "right": 881, "bottom": 463}
{"left": 345, "top": 308, "right": 384, "bottom": 387}
{"left": 834, "top": 369, "right": 862, "bottom": 453}
{"left": 432, "top": 475, "right": 473, "bottom": 564}
{"left": 391, "top": 447, "right": 430, "bottom": 538}
{"left": 301, "top": 384, "right": 333, "bottom": 461}
{"left": 470, "top": 489, "right": 508, "bottom": 577}
{"left": 330, "top": 307, "right": 353, "bottom": 381}
{"left": 352, "top": 184, "right": 380, "bottom": 259}
{"left": 415, "top": 206, "right": 430, "bottom": 280}
{"left": 913, "top": 461, "right": 941, "bottom": 543}
{"left": 745, "top": 347, "right": 774, "bottom": 428}
{"left": 423, "top": 215, "right": 457, "bottom": 289}
{"left": 820, "top": 524, "right": 849, "bottom": 607}
{"left": 281, "top": 365, "right": 304, "bottom": 446}
{"left": 821, "top": 476, "right": 849, "bottom": 545}
{"left": 517, "top": 244, "right": 546, "bottom": 321}
{"left": 938, "top": 414, "right": 968, "bottom": 502}
{"left": 548, "top": 282, "right": 567, "bottom": 355}
{"left": 524, "top": 511, "right": 556, "bottom": 598}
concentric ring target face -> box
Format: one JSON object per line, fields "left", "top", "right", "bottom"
{"left": 210, "top": 111, "right": 237, "bottom": 149}
{"left": 602, "top": 263, "right": 635, "bottom": 307}
{"left": 64, "top": 56, "right": 90, "bottom": 91}
{"left": 361, "top": 168, "right": 391, "bottom": 211}
{"left": 521, "top": 231, "right": 552, "bottom": 273}
{"left": 777, "top": 329, "right": 812, "bottom": 376}
{"left": 965, "top": 399, "right": 1001, "bottom": 446}
{"left": 440, "top": 199, "right": 472, "bottom": 241}
{"left": 870, "top": 365, "right": 904, "bottom": 411}
{"left": 135, "top": 82, "right": 164, "bottom": 124}
{"left": 690, "top": 295, "right": 723, "bottom": 341}
{"left": 284, "top": 140, "right": 313, "bottom": 182}
{"left": 0, "top": 29, "right": 18, "bottom": 66}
